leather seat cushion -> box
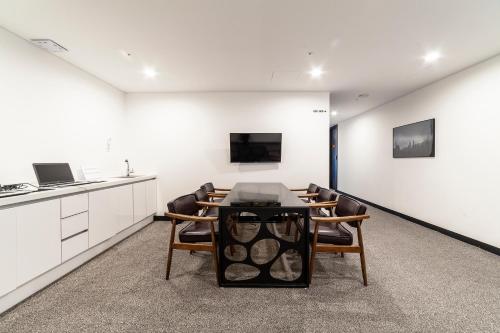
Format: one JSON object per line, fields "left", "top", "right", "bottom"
{"left": 309, "top": 222, "right": 353, "bottom": 245}
{"left": 179, "top": 222, "right": 219, "bottom": 243}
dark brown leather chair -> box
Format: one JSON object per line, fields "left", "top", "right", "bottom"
{"left": 309, "top": 188, "right": 338, "bottom": 217}
{"left": 290, "top": 183, "right": 321, "bottom": 202}
{"left": 194, "top": 188, "right": 218, "bottom": 217}
{"left": 200, "top": 182, "right": 230, "bottom": 202}
{"left": 165, "top": 194, "right": 219, "bottom": 281}
{"left": 309, "top": 195, "right": 370, "bottom": 286}
{"left": 286, "top": 187, "right": 338, "bottom": 236}
{"left": 195, "top": 187, "right": 239, "bottom": 247}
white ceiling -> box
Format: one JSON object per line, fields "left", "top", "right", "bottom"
{"left": 1, "top": 0, "right": 500, "bottom": 122}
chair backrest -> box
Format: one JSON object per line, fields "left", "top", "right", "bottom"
{"left": 167, "top": 194, "right": 199, "bottom": 216}
{"left": 307, "top": 183, "right": 320, "bottom": 194}
{"left": 316, "top": 188, "right": 337, "bottom": 203}
{"left": 201, "top": 182, "right": 215, "bottom": 193}
{"left": 334, "top": 195, "right": 367, "bottom": 227}
{"left": 194, "top": 188, "right": 209, "bottom": 202}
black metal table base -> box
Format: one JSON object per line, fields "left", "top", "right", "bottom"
{"left": 219, "top": 207, "right": 309, "bottom": 288}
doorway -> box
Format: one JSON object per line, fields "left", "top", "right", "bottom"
{"left": 329, "top": 125, "right": 338, "bottom": 190}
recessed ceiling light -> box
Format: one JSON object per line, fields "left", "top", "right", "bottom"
{"left": 309, "top": 67, "right": 324, "bottom": 79}
{"left": 331, "top": 110, "right": 338, "bottom": 116}
{"left": 423, "top": 51, "right": 442, "bottom": 64}
{"left": 142, "top": 67, "right": 158, "bottom": 78}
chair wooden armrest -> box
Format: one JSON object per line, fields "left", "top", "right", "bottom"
{"left": 311, "top": 215, "right": 370, "bottom": 224}
{"left": 207, "top": 192, "right": 227, "bottom": 198}
{"left": 196, "top": 201, "right": 221, "bottom": 208}
{"left": 214, "top": 188, "right": 231, "bottom": 191}
{"left": 298, "top": 193, "right": 319, "bottom": 198}
{"left": 164, "top": 212, "right": 218, "bottom": 222}
{"left": 307, "top": 201, "right": 338, "bottom": 208}
{"left": 290, "top": 188, "right": 308, "bottom": 192}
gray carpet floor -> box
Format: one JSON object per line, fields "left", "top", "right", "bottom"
{"left": 0, "top": 205, "right": 499, "bottom": 332}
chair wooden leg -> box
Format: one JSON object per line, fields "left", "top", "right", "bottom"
{"left": 340, "top": 252, "right": 344, "bottom": 258}
{"left": 165, "top": 220, "right": 177, "bottom": 280}
{"left": 189, "top": 250, "right": 194, "bottom": 255}
{"left": 210, "top": 222, "right": 220, "bottom": 283}
{"left": 356, "top": 222, "right": 367, "bottom": 286}
{"left": 309, "top": 221, "right": 320, "bottom": 283}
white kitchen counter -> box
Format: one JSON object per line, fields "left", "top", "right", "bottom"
{"left": 0, "top": 174, "right": 158, "bottom": 314}
{"left": 0, "top": 175, "right": 156, "bottom": 208}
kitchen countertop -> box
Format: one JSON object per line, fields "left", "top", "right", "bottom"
{"left": 0, "top": 175, "right": 156, "bottom": 208}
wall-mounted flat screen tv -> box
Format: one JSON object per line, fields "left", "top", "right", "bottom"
{"left": 230, "top": 133, "right": 282, "bottom": 163}
{"left": 393, "top": 119, "right": 435, "bottom": 158}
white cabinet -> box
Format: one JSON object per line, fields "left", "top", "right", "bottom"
{"left": 61, "top": 212, "right": 88, "bottom": 239}
{"left": 89, "top": 188, "right": 116, "bottom": 247}
{"left": 16, "top": 199, "right": 61, "bottom": 286}
{"left": 133, "top": 182, "right": 147, "bottom": 223}
{"left": 146, "top": 179, "right": 157, "bottom": 216}
{"left": 62, "top": 231, "right": 89, "bottom": 262}
{"left": 115, "top": 185, "right": 134, "bottom": 231}
{"left": 61, "top": 193, "right": 88, "bottom": 218}
{"left": 0, "top": 208, "right": 17, "bottom": 297}
{"left": 89, "top": 185, "right": 134, "bottom": 247}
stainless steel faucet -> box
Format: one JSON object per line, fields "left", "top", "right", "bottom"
{"left": 125, "top": 159, "right": 130, "bottom": 177}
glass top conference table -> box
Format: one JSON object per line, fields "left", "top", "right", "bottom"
{"left": 218, "top": 183, "right": 310, "bottom": 287}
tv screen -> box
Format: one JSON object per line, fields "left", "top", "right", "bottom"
{"left": 393, "top": 119, "right": 435, "bottom": 158}
{"left": 230, "top": 133, "right": 282, "bottom": 163}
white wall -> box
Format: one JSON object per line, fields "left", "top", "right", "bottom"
{"left": 338, "top": 55, "right": 500, "bottom": 247}
{"left": 0, "top": 27, "right": 126, "bottom": 185}
{"left": 125, "top": 92, "right": 330, "bottom": 209}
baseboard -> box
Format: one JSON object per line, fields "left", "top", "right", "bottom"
{"left": 153, "top": 215, "right": 170, "bottom": 221}
{"left": 336, "top": 190, "right": 499, "bottom": 256}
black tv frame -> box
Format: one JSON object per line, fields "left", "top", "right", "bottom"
{"left": 230, "top": 133, "right": 282, "bottom": 163}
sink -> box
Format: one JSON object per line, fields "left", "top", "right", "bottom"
{"left": 116, "top": 175, "right": 142, "bottom": 178}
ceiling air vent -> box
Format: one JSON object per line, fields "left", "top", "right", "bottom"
{"left": 30, "top": 39, "right": 68, "bottom": 52}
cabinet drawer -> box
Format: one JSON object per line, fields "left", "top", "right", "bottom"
{"left": 61, "top": 193, "right": 88, "bottom": 218}
{"left": 61, "top": 212, "right": 88, "bottom": 239}
{"left": 61, "top": 231, "right": 89, "bottom": 262}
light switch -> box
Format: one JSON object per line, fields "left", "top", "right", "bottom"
{"left": 105, "top": 137, "right": 112, "bottom": 152}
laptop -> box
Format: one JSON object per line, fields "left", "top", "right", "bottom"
{"left": 33, "top": 163, "right": 101, "bottom": 188}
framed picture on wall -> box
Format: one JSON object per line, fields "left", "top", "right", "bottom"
{"left": 393, "top": 119, "right": 435, "bottom": 158}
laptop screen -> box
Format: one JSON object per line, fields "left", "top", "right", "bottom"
{"left": 33, "top": 163, "right": 75, "bottom": 186}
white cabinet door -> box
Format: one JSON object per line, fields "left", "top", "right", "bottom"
{"left": 133, "top": 182, "right": 147, "bottom": 223}
{"left": 115, "top": 185, "right": 134, "bottom": 231}
{"left": 17, "top": 199, "right": 61, "bottom": 286}
{"left": 89, "top": 187, "right": 117, "bottom": 247}
{"left": 0, "top": 208, "right": 17, "bottom": 296}
{"left": 146, "top": 179, "right": 157, "bottom": 216}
